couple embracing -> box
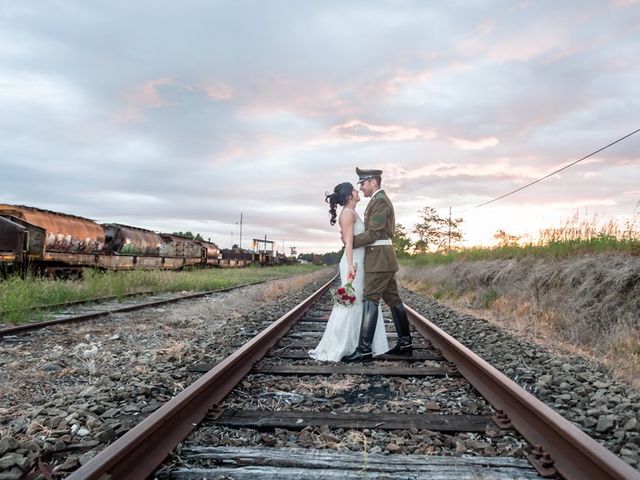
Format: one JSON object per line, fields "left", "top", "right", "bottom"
{"left": 309, "top": 167, "right": 412, "bottom": 363}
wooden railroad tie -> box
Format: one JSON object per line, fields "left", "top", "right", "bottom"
{"left": 170, "top": 446, "right": 540, "bottom": 480}
{"left": 250, "top": 364, "right": 458, "bottom": 377}
{"left": 266, "top": 350, "right": 443, "bottom": 361}
{"left": 208, "top": 409, "right": 495, "bottom": 432}
{"left": 267, "top": 340, "right": 434, "bottom": 350}
{"left": 289, "top": 322, "right": 419, "bottom": 333}
{"left": 188, "top": 364, "right": 456, "bottom": 376}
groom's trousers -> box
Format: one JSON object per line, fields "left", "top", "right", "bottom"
{"left": 363, "top": 271, "right": 402, "bottom": 307}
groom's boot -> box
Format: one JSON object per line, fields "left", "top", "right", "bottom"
{"left": 386, "top": 303, "right": 412, "bottom": 356}
{"left": 341, "top": 300, "right": 379, "bottom": 363}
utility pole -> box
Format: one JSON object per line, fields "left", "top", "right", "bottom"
{"left": 239, "top": 212, "right": 243, "bottom": 250}
{"left": 448, "top": 206, "right": 452, "bottom": 252}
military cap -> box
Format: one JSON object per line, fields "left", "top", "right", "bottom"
{"left": 356, "top": 167, "right": 383, "bottom": 184}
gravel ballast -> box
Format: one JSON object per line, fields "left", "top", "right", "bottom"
{"left": 401, "top": 288, "right": 640, "bottom": 470}
{"left": 1, "top": 271, "right": 638, "bottom": 477}
{"left": 0, "top": 269, "right": 333, "bottom": 479}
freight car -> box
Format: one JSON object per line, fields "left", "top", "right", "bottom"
{"left": 0, "top": 216, "right": 26, "bottom": 274}
{"left": 0, "top": 205, "right": 235, "bottom": 276}
{"left": 198, "top": 239, "right": 222, "bottom": 267}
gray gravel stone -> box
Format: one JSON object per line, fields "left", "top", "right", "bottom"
{"left": 0, "top": 439, "right": 17, "bottom": 457}
{"left": 0, "top": 453, "right": 26, "bottom": 470}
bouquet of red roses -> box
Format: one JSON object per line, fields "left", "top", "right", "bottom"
{"left": 332, "top": 281, "right": 356, "bottom": 307}
{"left": 332, "top": 274, "right": 356, "bottom": 307}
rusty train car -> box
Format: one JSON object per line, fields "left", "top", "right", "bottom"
{"left": 0, "top": 204, "right": 250, "bottom": 276}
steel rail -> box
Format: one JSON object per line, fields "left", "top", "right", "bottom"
{"left": 66, "top": 274, "right": 337, "bottom": 480}
{"left": 405, "top": 304, "right": 640, "bottom": 480}
{"left": 0, "top": 278, "right": 284, "bottom": 337}
{"left": 0, "top": 290, "right": 154, "bottom": 315}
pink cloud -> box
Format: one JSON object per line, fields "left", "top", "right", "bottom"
{"left": 330, "top": 120, "right": 436, "bottom": 143}
{"left": 129, "top": 78, "right": 180, "bottom": 107}
{"left": 356, "top": 67, "right": 432, "bottom": 99}
{"left": 115, "top": 78, "right": 232, "bottom": 124}
{"left": 115, "top": 77, "right": 186, "bottom": 123}
{"left": 391, "top": 159, "right": 540, "bottom": 181}
{"left": 203, "top": 81, "right": 234, "bottom": 101}
{"left": 449, "top": 136, "right": 499, "bottom": 150}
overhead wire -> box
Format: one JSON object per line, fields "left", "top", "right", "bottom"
{"left": 459, "top": 127, "right": 640, "bottom": 213}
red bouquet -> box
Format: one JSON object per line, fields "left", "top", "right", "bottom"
{"left": 332, "top": 281, "right": 356, "bottom": 307}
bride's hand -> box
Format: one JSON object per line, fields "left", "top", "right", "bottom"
{"left": 347, "top": 264, "right": 356, "bottom": 281}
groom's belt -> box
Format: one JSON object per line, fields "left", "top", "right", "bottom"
{"left": 369, "top": 239, "right": 392, "bottom": 246}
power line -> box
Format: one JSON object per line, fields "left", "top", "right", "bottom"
{"left": 463, "top": 127, "right": 640, "bottom": 212}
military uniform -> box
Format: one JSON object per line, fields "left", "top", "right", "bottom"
{"left": 353, "top": 190, "right": 401, "bottom": 306}
{"left": 342, "top": 167, "right": 412, "bottom": 362}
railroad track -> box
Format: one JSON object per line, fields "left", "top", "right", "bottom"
{"left": 59, "top": 275, "right": 638, "bottom": 480}
{"left": 0, "top": 279, "right": 280, "bottom": 338}
{"left": 0, "top": 290, "right": 155, "bottom": 316}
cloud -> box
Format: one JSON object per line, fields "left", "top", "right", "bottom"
{"left": 1, "top": 1, "right": 638, "bottom": 252}
{"left": 330, "top": 120, "right": 436, "bottom": 143}
{"left": 449, "top": 136, "right": 499, "bottom": 150}
{"left": 203, "top": 81, "right": 234, "bottom": 101}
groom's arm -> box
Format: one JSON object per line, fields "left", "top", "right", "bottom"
{"left": 353, "top": 199, "right": 389, "bottom": 248}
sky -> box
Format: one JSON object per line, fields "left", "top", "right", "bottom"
{"left": 1, "top": 1, "right": 639, "bottom": 254}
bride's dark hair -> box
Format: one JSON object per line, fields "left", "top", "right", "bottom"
{"left": 325, "top": 182, "right": 354, "bottom": 226}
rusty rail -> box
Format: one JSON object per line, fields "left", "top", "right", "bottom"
{"left": 66, "top": 274, "right": 336, "bottom": 480}
{"left": 405, "top": 304, "right": 640, "bottom": 480}
{"left": 0, "top": 290, "right": 154, "bottom": 316}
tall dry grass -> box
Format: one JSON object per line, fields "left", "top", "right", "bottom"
{"left": 400, "top": 255, "right": 640, "bottom": 386}
{"left": 399, "top": 213, "right": 640, "bottom": 387}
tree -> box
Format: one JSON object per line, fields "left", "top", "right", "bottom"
{"left": 322, "top": 251, "right": 341, "bottom": 265}
{"left": 442, "top": 213, "right": 464, "bottom": 251}
{"left": 413, "top": 207, "right": 445, "bottom": 253}
{"left": 298, "top": 253, "right": 311, "bottom": 262}
{"left": 413, "top": 207, "right": 464, "bottom": 253}
{"left": 493, "top": 229, "right": 520, "bottom": 247}
{"left": 173, "top": 231, "right": 204, "bottom": 241}
{"left": 392, "top": 224, "right": 412, "bottom": 258}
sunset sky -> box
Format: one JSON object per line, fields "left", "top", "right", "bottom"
{"left": 1, "top": 1, "right": 638, "bottom": 254}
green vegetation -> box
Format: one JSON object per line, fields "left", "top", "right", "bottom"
{"left": 172, "top": 231, "right": 205, "bottom": 241}
{"left": 402, "top": 235, "right": 640, "bottom": 267}
{"left": 401, "top": 213, "right": 640, "bottom": 266}
{"left": 0, "top": 264, "right": 324, "bottom": 324}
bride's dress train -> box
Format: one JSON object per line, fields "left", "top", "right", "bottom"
{"left": 309, "top": 216, "right": 388, "bottom": 362}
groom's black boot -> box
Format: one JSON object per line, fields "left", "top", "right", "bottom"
{"left": 341, "top": 300, "right": 379, "bottom": 363}
{"left": 386, "top": 303, "right": 412, "bottom": 356}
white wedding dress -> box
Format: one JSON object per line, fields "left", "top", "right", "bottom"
{"left": 309, "top": 210, "right": 389, "bottom": 362}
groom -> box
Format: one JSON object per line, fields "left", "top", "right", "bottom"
{"left": 342, "top": 167, "right": 412, "bottom": 362}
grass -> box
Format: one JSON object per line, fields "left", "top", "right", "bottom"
{"left": 402, "top": 212, "right": 640, "bottom": 266}
{"left": 0, "top": 264, "right": 325, "bottom": 324}
{"left": 398, "top": 212, "right": 640, "bottom": 387}
{"left": 403, "top": 236, "right": 640, "bottom": 267}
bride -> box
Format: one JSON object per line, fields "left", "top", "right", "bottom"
{"left": 309, "top": 182, "right": 389, "bottom": 362}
